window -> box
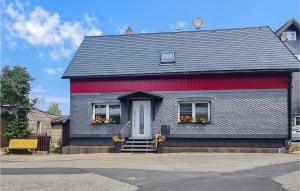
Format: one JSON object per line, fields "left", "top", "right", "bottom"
{"left": 282, "top": 31, "right": 297, "bottom": 41}
{"left": 179, "top": 103, "right": 193, "bottom": 123}
{"left": 37, "top": 121, "right": 42, "bottom": 134}
{"left": 92, "top": 104, "right": 121, "bottom": 124}
{"left": 178, "top": 102, "right": 210, "bottom": 123}
{"left": 160, "top": 52, "right": 175, "bottom": 64}
{"left": 195, "top": 103, "right": 209, "bottom": 123}
{"left": 109, "top": 105, "right": 121, "bottom": 124}
{"left": 295, "top": 116, "right": 300, "bottom": 127}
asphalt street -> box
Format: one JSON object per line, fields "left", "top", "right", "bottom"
{"left": 1, "top": 160, "right": 299, "bottom": 191}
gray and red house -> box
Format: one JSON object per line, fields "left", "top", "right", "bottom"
{"left": 62, "top": 26, "right": 299, "bottom": 153}
{"left": 275, "top": 18, "right": 300, "bottom": 131}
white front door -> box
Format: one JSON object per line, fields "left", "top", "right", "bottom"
{"left": 132, "top": 101, "right": 151, "bottom": 138}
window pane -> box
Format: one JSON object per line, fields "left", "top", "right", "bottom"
{"left": 94, "top": 105, "right": 106, "bottom": 124}
{"left": 109, "top": 105, "right": 120, "bottom": 124}
{"left": 179, "top": 103, "right": 192, "bottom": 123}
{"left": 161, "top": 52, "right": 175, "bottom": 63}
{"left": 195, "top": 103, "right": 209, "bottom": 123}
{"left": 296, "top": 117, "right": 300, "bottom": 126}
{"left": 139, "top": 105, "right": 144, "bottom": 134}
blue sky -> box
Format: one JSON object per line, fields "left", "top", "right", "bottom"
{"left": 1, "top": 0, "right": 299, "bottom": 114}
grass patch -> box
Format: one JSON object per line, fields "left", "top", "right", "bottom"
{"left": 290, "top": 144, "right": 300, "bottom": 152}
{"left": 50, "top": 147, "right": 62, "bottom": 154}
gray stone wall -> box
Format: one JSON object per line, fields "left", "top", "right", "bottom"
{"left": 70, "top": 88, "right": 288, "bottom": 139}
{"left": 27, "top": 110, "right": 58, "bottom": 135}
{"left": 27, "top": 110, "right": 64, "bottom": 147}
{"left": 51, "top": 123, "right": 63, "bottom": 147}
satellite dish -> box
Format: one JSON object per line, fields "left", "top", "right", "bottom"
{"left": 193, "top": 17, "right": 203, "bottom": 30}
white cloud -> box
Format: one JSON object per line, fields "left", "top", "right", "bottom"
{"left": 30, "top": 94, "right": 70, "bottom": 114}
{"left": 31, "top": 84, "right": 46, "bottom": 93}
{"left": 141, "top": 30, "right": 147, "bottom": 33}
{"left": 30, "top": 94, "right": 69, "bottom": 105}
{"left": 170, "top": 21, "right": 188, "bottom": 30}
{"left": 44, "top": 67, "right": 64, "bottom": 75}
{"left": 117, "top": 24, "right": 129, "bottom": 34}
{"left": 49, "top": 47, "right": 73, "bottom": 60}
{"left": 4, "top": 1, "right": 102, "bottom": 60}
{"left": 43, "top": 96, "right": 69, "bottom": 104}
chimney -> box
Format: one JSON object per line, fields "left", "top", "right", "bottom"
{"left": 126, "top": 27, "right": 133, "bottom": 35}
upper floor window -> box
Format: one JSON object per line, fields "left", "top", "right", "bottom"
{"left": 282, "top": 31, "right": 297, "bottom": 41}
{"left": 178, "top": 102, "right": 210, "bottom": 124}
{"left": 160, "top": 52, "right": 175, "bottom": 64}
{"left": 92, "top": 104, "right": 121, "bottom": 124}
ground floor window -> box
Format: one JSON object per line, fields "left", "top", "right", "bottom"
{"left": 178, "top": 102, "right": 210, "bottom": 123}
{"left": 92, "top": 104, "right": 121, "bottom": 124}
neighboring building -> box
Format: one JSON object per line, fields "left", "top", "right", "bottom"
{"left": 62, "top": 26, "right": 299, "bottom": 153}
{"left": 275, "top": 19, "right": 300, "bottom": 129}
{"left": 28, "top": 109, "right": 59, "bottom": 135}
{"left": 27, "top": 109, "right": 69, "bottom": 148}
{"left": 0, "top": 108, "right": 69, "bottom": 148}
{"left": 51, "top": 115, "right": 70, "bottom": 147}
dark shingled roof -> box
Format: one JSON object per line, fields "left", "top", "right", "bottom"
{"left": 63, "top": 26, "right": 299, "bottom": 79}
{"left": 51, "top": 115, "right": 69, "bottom": 124}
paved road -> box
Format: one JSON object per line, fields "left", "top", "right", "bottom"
{"left": 1, "top": 153, "right": 299, "bottom": 191}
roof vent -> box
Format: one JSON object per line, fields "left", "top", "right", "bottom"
{"left": 174, "top": 29, "right": 185, "bottom": 32}
{"left": 126, "top": 27, "right": 134, "bottom": 36}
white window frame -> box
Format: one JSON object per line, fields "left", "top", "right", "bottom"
{"left": 92, "top": 104, "right": 121, "bottom": 123}
{"left": 178, "top": 102, "right": 211, "bottom": 123}
{"left": 294, "top": 116, "right": 300, "bottom": 128}
{"left": 282, "top": 31, "right": 297, "bottom": 41}
{"left": 160, "top": 52, "right": 175, "bottom": 65}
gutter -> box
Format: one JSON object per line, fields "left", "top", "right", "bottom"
{"left": 287, "top": 72, "right": 292, "bottom": 146}
{"left": 61, "top": 68, "right": 299, "bottom": 79}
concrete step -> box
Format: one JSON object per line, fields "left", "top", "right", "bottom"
{"left": 128, "top": 137, "right": 154, "bottom": 140}
{"left": 123, "top": 144, "right": 154, "bottom": 148}
{"left": 126, "top": 141, "right": 155, "bottom": 144}
{"left": 121, "top": 148, "right": 157, "bottom": 152}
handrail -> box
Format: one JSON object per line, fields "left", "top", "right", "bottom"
{"left": 120, "top": 121, "right": 132, "bottom": 143}
{"left": 151, "top": 121, "right": 160, "bottom": 148}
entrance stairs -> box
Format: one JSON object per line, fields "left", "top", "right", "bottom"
{"left": 121, "top": 137, "right": 157, "bottom": 152}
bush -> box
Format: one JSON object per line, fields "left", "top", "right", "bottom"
{"left": 4, "top": 117, "right": 31, "bottom": 139}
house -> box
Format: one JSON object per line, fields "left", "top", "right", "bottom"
{"left": 275, "top": 18, "right": 300, "bottom": 130}
{"left": 27, "top": 109, "right": 70, "bottom": 148}
{"left": 62, "top": 26, "right": 299, "bottom": 153}
{"left": 0, "top": 108, "right": 69, "bottom": 149}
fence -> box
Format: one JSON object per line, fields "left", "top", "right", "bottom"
{"left": 28, "top": 133, "right": 51, "bottom": 153}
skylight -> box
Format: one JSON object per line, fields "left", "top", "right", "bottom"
{"left": 160, "top": 52, "right": 175, "bottom": 64}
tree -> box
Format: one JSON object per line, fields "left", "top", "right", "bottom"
{"left": 47, "top": 103, "right": 61, "bottom": 115}
{"left": 1, "top": 65, "right": 33, "bottom": 138}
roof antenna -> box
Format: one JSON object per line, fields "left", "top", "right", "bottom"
{"left": 193, "top": 17, "right": 204, "bottom": 30}
{"left": 126, "top": 27, "right": 134, "bottom": 36}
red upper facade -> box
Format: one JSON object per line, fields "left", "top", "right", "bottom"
{"left": 70, "top": 72, "right": 288, "bottom": 93}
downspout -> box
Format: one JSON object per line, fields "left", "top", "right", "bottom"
{"left": 286, "top": 72, "right": 292, "bottom": 147}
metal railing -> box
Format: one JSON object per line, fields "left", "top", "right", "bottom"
{"left": 120, "top": 121, "right": 132, "bottom": 144}
{"left": 151, "top": 122, "right": 160, "bottom": 148}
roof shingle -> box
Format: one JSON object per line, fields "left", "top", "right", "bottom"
{"left": 63, "top": 26, "right": 299, "bottom": 78}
